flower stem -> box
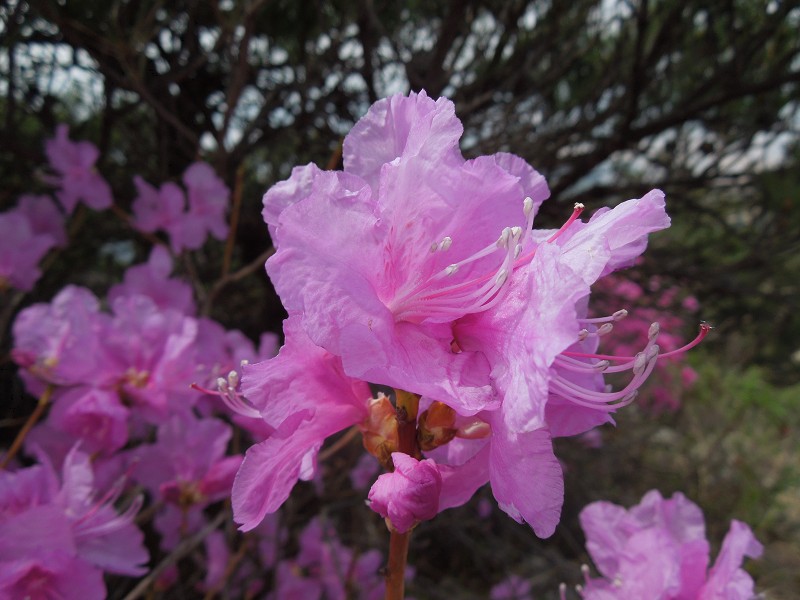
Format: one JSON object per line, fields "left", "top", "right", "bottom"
{"left": 0, "top": 384, "right": 53, "bottom": 469}
{"left": 384, "top": 388, "right": 421, "bottom": 600}
{"left": 385, "top": 528, "right": 411, "bottom": 600}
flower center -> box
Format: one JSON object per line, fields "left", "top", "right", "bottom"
{"left": 389, "top": 200, "right": 585, "bottom": 324}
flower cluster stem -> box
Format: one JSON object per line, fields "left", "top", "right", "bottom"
{"left": 384, "top": 389, "right": 421, "bottom": 600}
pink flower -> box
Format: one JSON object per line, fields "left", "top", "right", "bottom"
{"left": 108, "top": 245, "right": 196, "bottom": 315}
{"left": 12, "top": 286, "right": 106, "bottom": 389}
{"left": 0, "top": 446, "right": 148, "bottom": 599}
{"left": 0, "top": 211, "right": 55, "bottom": 291}
{"left": 252, "top": 91, "right": 700, "bottom": 537}
{"left": 132, "top": 412, "right": 241, "bottom": 506}
{"left": 131, "top": 162, "right": 228, "bottom": 252}
{"left": 17, "top": 194, "right": 68, "bottom": 247}
{"left": 368, "top": 453, "right": 442, "bottom": 532}
{"left": 44, "top": 125, "right": 112, "bottom": 213}
{"left": 577, "top": 490, "right": 762, "bottom": 600}
{"left": 0, "top": 194, "right": 64, "bottom": 291}
{"left": 47, "top": 387, "right": 130, "bottom": 455}
{"left": 184, "top": 162, "right": 229, "bottom": 241}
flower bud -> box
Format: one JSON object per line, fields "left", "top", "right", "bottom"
{"left": 367, "top": 453, "right": 442, "bottom": 533}
{"left": 359, "top": 393, "right": 399, "bottom": 470}
{"left": 417, "top": 401, "right": 458, "bottom": 451}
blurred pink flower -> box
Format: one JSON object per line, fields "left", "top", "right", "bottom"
{"left": 577, "top": 490, "right": 762, "bottom": 600}
{"left": 0, "top": 211, "right": 56, "bottom": 291}
{"left": 0, "top": 446, "right": 147, "bottom": 599}
{"left": 131, "top": 162, "right": 228, "bottom": 252}
{"left": 44, "top": 125, "right": 112, "bottom": 213}
{"left": 108, "top": 245, "right": 196, "bottom": 315}
{"left": 17, "top": 194, "right": 68, "bottom": 246}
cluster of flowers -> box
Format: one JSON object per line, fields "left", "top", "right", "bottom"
{"left": 1, "top": 93, "right": 761, "bottom": 598}
{"left": 1, "top": 126, "right": 394, "bottom": 598}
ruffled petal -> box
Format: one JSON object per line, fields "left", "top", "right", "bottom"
{"left": 487, "top": 418, "right": 563, "bottom": 538}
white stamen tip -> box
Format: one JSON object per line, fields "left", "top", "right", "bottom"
{"left": 574, "top": 202, "right": 585, "bottom": 210}
{"left": 613, "top": 309, "right": 628, "bottom": 321}
{"left": 227, "top": 370, "right": 239, "bottom": 388}
{"left": 430, "top": 241, "right": 439, "bottom": 253}
{"left": 647, "top": 344, "right": 660, "bottom": 360}
{"left": 445, "top": 264, "right": 459, "bottom": 275}
{"left": 511, "top": 226, "right": 522, "bottom": 239}
{"left": 633, "top": 352, "right": 647, "bottom": 375}
{"left": 514, "top": 243, "right": 523, "bottom": 258}
{"left": 594, "top": 360, "right": 610, "bottom": 371}
{"left": 578, "top": 328, "right": 589, "bottom": 341}
{"left": 648, "top": 322, "right": 660, "bottom": 340}
{"left": 597, "top": 323, "right": 614, "bottom": 336}
{"left": 440, "top": 236, "right": 453, "bottom": 251}
{"left": 216, "top": 377, "right": 228, "bottom": 391}
{"left": 495, "top": 268, "right": 508, "bottom": 285}
{"left": 523, "top": 196, "right": 534, "bottom": 216}
{"left": 497, "top": 227, "right": 511, "bottom": 248}
{"left": 240, "top": 359, "right": 249, "bottom": 367}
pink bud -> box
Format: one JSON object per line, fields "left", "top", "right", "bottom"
{"left": 367, "top": 453, "right": 442, "bottom": 533}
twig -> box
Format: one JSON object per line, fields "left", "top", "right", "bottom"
{"left": 122, "top": 510, "right": 229, "bottom": 600}
{"left": 0, "top": 385, "right": 53, "bottom": 469}
{"left": 221, "top": 165, "right": 245, "bottom": 279}
{"left": 202, "top": 246, "right": 275, "bottom": 316}
{"left": 318, "top": 426, "right": 360, "bottom": 462}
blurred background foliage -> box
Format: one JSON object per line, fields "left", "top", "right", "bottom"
{"left": 1, "top": 0, "right": 798, "bottom": 598}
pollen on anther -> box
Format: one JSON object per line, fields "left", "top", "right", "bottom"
{"left": 574, "top": 202, "right": 585, "bottom": 210}
{"left": 523, "top": 196, "right": 534, "bottom": 216}
{"left": 445, "top": 264, "right": 459, "bottom": 275}
{"left": 440, "top": 236, "right": 453, "bottom": 251}
{"left": 597, "top": 323, "right": 614, "bottom": 336}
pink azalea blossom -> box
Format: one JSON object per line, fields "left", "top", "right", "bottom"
{"left": 248, "top": 91, "right": 700, "bottom": 537}
{"left": 183, "top": 162, "right": 229, "bottom": 241}
{"left": 131, "top": 162, "right": 228, "bottom": 252}
{"left": 17, "top": 194, "right": 68, "bottom": 246}
{"left": 0, "top": 446, "right": 147, "bottom": 599}
{"left": 47, "top": 387, "right": 130, "bottom": 455}
{"left": 0, "top": 192, "right": 65, "bottom": 291}
{"left": 0, "top": 211, "right": 56, "bottom": 291}
{"left": 12, "top": 286, "right": 106, "bottom": 389}
{"left": 368, "top": 453, "right": 442, "bottom": 533}
{"left": 108, "top": 245, "right": 196, "bottom": 315}
{"left": 131, "top": 412, "right": 241, "bottom": 506}
{"left": 44, "top": 125, "right": 112, "bottom": 213}
{"left": 576, "top": 490, "right": 762, "bottom": 600}
{"left": 293, "top": 518, "right": 388, "bottom": 600}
